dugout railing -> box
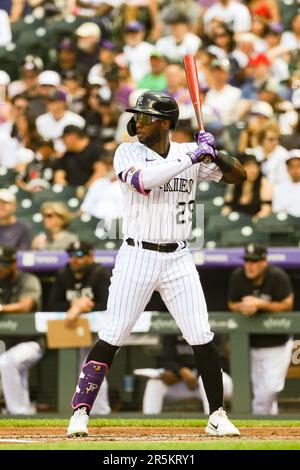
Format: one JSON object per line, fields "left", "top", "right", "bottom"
{"left": 1, "top": 312, "right": 300, "bottom": 416}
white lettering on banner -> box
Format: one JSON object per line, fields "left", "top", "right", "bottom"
{"left": 263, "top": 318, "right": 292, "bottom": 330}
{"left": 0, "top": 320, "right": 18, "bottom": 331}
{"left": 209, "top": 319, "right": 238, "bottom": 330}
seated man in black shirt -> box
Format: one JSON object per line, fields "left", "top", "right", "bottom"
{"left": 50, "top": 240, "right": 111, "bottom": 414}
{"left": 53, "top": 125, "right": 104, "bottom": 187}
{"left": 228, "top": 243, "right": 294, "bottom": 415}
{"left": 142, "top": 335, "right": 233, "bottom": 415}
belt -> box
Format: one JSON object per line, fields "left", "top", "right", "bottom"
{"left": 126, "top": 238, "right": 186, "bottom": 253}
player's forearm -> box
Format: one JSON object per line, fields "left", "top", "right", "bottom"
{"left": 217, "top": 151, "right": 247, "bottom": 184}
{"left": 120, "top": 156, "right": 192, "bottom": 194}
{"left": 256, "top": 297, "right": 294, "bottom": 313}
{"left": 142, "top": 156, "right": 193, "bottom": 190}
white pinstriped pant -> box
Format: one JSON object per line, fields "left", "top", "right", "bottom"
{"left": 99, "top": 242, "right": 214, "bottom": 346}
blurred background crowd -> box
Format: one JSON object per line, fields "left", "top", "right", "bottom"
{"left": 0, "top": 0, "right": 299, "bottom": 251}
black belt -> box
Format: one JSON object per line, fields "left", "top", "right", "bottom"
{"left": 126, "top": 238, "right": 186, "bottom": 253}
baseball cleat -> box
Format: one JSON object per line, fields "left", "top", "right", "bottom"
{"left": 205, "top": 407, "right": 240, "bottom": 437}
{"left": 67, "top": 407, "right": 89, "bottom": 437}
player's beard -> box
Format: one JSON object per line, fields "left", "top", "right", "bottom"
{"left": 137, "top": 131, "right": 162, "bottom": 147}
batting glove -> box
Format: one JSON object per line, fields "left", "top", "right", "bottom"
{"left": 195, "top": 131, "right": 217, "bottom": 149}
{"left": 187, "top": 142, "right": 217, "bottom": 165}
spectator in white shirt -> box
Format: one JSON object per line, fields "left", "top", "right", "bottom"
{"left": 123, "top": 21, "right": 154, "bottom": 83}
{"left": 280, "top": 11, "right": 300, "bottom": 51}
{"left": 204, "top": 58, "right": 242, "bottom": 125}
{"left": 155, "top": 13, "right": 202, "bottom": 63}
{"left": 36, "top": 90, "right": 85, "bottom": 153}
{"left": 0, "top": 9, "right": 12, "bottom": 47}
{"left": 273, "top": 150, "right": 300, "bottom": 217}
{"left": 252, "top": 122, "right": 289, "bottom": 186}
{"left": 203, "top": 0, "right": 251, "bottom": 34}
{"left": 81, "top": 154, "right": 123, "bottom": 222}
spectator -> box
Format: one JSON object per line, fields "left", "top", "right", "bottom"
{"left": 203, "top": 0, "right": 252, "bottom": 33}
{"left": 36, "top": 90, "right": 85, "bottom": 153}
{"left": 0, "top": 246, "right": 43, "bottom": 415}
{"left": 62, "top": 70, "right": 86, "bottom": 114}
{"left": 165, "top": 63, "right": 194, "bottom": 121}
{"left": 0, "top": 93, "right": 29, "bottom": 136}
{"left": 280, "top": 11, "right": 300, "bottom": 50}
{"left": 204, "top": 58, "right": 242, "bottom": 125}
{"left": 54, "top": 125, "right": 103, "bottom": 186}
{"left": 17, "top": 139, "right": 56, "bottom": 192}
{"left": 137, "top": 51, "right": 168, "bottom": 92}
{"left": 123, "top": 21, "right": 154, "bottom": 83}
{"left": 0, "top": 70, "right": 11, "bottom": 125}
{"left": 31, "top": 202, "right": 78, "bottom": 251}
{"left": 228, "top": 243, "right": 294, "bottom": 414}
{"left": 238, "top": 101, "right": 274, "bottom": 153}
{"left": 50, "top": 239, "right": 111, "bottom": 415}
{"left": 53, "top": 37, "right": 88, "bottom": 80}
{"left": 80, "top": 154, "right": 123, "bottom": 222}
{"left": 0, "top": 8, "right": 12, "bottom": 46}
{"left": 241, "top": 52, "right": 272, "bottom": 99}
{"left": 75, "top": 22, "right": 102, "bottom": 70}
{"left": 246, "top": 0, "right": 281, "bottom": 24}
{"left": 142, "top": 335, "right": 233, "bottom": 415}
{"left": 87, "top": 40, "right": 117, "bottom": 84}
{"left": 273, "top": 150, "right": 300, "bottom": 217}
{"left": 223, "top": 154, "right": 272, "bottom": 220}
{"left": 155, "top": 13, "right": 201, "bottom": 63}
{"left": 8, "top": 56, "right": 43, "bottom": 100}
{"left": 32, "top": 70, "right": 62, "bottom": 118}
{"left": 252, "top": 121, "right": 289, "bottom": 186}
{"left": 0, "top": 189, "right": 32, "bottom": 249}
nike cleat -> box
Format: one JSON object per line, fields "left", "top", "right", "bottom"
{"left": 67, "top": 407, "right": 89, "bottom": 437}
{"left": 205, "top": 407, "right": 240, "bottom": 437}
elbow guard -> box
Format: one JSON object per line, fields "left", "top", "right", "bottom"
{"left": 120, "top": 167, "right": 150, "bottom": 196}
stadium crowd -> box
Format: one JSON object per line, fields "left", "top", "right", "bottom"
{"left": 0, "top": 0, "right": 299, "bottom": 415}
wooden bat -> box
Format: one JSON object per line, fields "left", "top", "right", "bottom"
{"left": 183, "top": 54, "right": 205, "bottom": 132}
{"left": 184, "top": 55, "right": 212, "bottom": 164}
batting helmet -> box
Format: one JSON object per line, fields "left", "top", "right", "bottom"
{"left": 126, "top": 92, "right": 179, "bottom": 136}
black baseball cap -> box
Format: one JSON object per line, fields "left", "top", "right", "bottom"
{"left": 67, "top": 240, "right": 93, "bottom": 257}
{"left": 0, "top": 246, "right": 17, "bottom": 264}
{"left": 243, "top": 243, "right": 267, "bottom": 262}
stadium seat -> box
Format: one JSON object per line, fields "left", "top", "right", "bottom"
{"left": 207, "top": 212, "right": 253, "bottom": 236}
{"left": 256, "top": 213, "right": 299, "bottom": 246}
{"left": 0, "top": 168, "right": 17, "bottom": 187}
{"left": 219, "top": 226, "right": 269, "bottom": 247}
{"left": 196, "top": 181, "right": 226, "bottom": 201}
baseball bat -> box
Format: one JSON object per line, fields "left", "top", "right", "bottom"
{"left": 183, "top": 55, "right": 212, "bottom": 164}
{"left": 183, "top": 54, "right": 205, "bottom": 132}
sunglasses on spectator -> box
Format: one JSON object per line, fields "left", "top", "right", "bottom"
{"left": 43, "top": 212, "right": 57, "bottom": 218}
{"left": 133, "top": 113, "right": 163, "bottom": 125}
{"left": 264, "top": 136, "right": 279, "bottom": 141}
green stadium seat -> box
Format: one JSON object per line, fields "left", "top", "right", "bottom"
{"left": 219, "top": 226, "right": 269, "bottom": 247}
{"left": 256, "top": 213, "right": 299, "bottom": 246}
{"left": 196, "top": 181, "right": 225, "bottom": 201}
{"left": 207, "top": 212, "right": 253, "bottom": 236}
{"left": 0, "top": 168, "right": 17, "bottom": 187}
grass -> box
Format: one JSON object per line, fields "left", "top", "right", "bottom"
{"left": 1, "top": 418, "right": 300, "bottom": 450}
{"left": 1, "top": 441, "right": 300, "bottom": 450}
{"left": 0, "top": 418, "right": 300, "bottom": 428}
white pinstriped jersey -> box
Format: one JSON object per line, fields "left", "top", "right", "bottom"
{"left": 114, "top": 141, "right": 222, "bottom": 243}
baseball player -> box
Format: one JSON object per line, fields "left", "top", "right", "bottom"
{"left": 67, "top": 91, "right": 246, "bottom": 437}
